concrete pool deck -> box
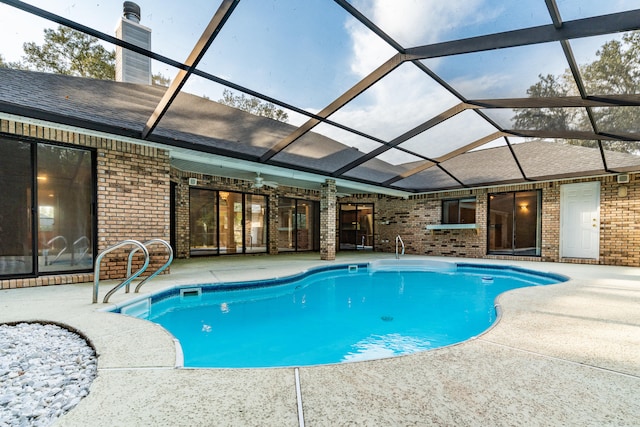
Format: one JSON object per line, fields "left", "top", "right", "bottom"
{"left": 1, "top": 253, "right": 639, "bottom": 426}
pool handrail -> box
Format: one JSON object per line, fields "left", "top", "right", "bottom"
{"left": 93, "top": 240, "right": 149, "bottom": 303}
{"left": 395, "top": 235, "right": 405, "bottom": 259}
{"left": 123, "top": 238, "right": 173, "bottom": 293}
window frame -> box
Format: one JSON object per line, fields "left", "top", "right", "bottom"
{"left": 487, "top": 190, "right": 542, "bottom": 257}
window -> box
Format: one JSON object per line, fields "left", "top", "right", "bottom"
{"left": 488, "top": 190, "right": 541, "bottom": 256}
{"left": 442, "top": 198, "right": 476, "bottom": 224}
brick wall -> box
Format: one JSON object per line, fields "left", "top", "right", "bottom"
{"left": 600, "top": 175, "right": 640, "bottom": 265}
{"left": 96, "top": 140, "right": 170, "bottom": 279}
{"left": 340, "top": 176, "right": 640, "bottom": 267}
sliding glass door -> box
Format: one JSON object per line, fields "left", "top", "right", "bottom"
{"left": 219, "top": 191, "right": 243, "bottom": 254}
{"left": 245, "top": 194, "right": 267, "bottom": 253}
{"left": 37, "top": 145, "right": 94, "bottom": 272}
{"left": 189, "top": 189, "right": 268, "bottom": 256}
{"left": 339, "top": 203, "right": 374, "bottom": 251}
{"left": 0, "top": 138, "right": 95, "bottom": 278}
{"left": 189, "top": 188, "right": 219, "bottom": 256}
{"left": 488, "top": 191, "right": 541, "bottom": 256}
{"left": 0, "top": 139, "right": 33, "bottom": 275}
{"left": 277, "top": 198, "right": 319, "bottom": 252}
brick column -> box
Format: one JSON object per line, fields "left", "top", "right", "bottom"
{"left": 268, "top": 193, "right": 279, "bottom": 254}
{"left": 320, "top": 179, "right": 337, "bottom": 260}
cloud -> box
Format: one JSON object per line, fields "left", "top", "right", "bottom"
{"left": 330, "top": 1, "right": 494, "bottom": 155}
{"left": 344, "top": 14, "right": 396, "bottom": 79}
{"left": 349, "top": 0, "right": 487, "bottom": 51}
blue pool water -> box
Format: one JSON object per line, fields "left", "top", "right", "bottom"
{"left": 114, "top": 262, "right": 566, "bottom": 368}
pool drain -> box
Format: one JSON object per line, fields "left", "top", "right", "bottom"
{"left": 380, "top": 315, "right": 394, "bottom": 322}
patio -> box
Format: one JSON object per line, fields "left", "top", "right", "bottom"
{"left": 1, "top": 253, "right": 638, "bottom": 426}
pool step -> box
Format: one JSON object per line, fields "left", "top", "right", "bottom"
{"left": 368, "top": 259, "right": 456, "bottom": 273}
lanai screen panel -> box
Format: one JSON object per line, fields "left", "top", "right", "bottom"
{"left": 399, "top": 110, "right": 499, "bottom": 160}
{"left": 343, "top": 151, "right": 419, "bottom": 183}
{"left": 0, "top": 0, "right": 639, "bottom": 193}
{"left": 195, "top": 0, "right": 373, "bottom": 114}
{"left": 421, "top": 42, "right": 575, "bottom": 100}
{"left": 329, "top": 62, "right": 461, "bottom": 142}
{"left": 349, "top": 0, "right": 552, "bottom": 46}
{"left": 440, "top": 145, "right": 524, "bottom": 186}
{"left": 511, "top": 140, "right": 607, "bottom": 179}
{"left": 557, "top": 1, "right": 640, "bottom": 21}
{"left": 393, "top": 166, "right": 462, "bottom": 192}
{"left": 270, "top": 125, "right": 367, "bottom": 173}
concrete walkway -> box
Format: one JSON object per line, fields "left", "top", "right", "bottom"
{"left": 1, "top": 253, "right": 639, "bottom": 426}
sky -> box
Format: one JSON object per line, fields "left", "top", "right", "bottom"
{"left": 0, "top": 0, "right": 636, "bottom": 163}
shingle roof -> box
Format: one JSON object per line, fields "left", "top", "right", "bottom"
{"left": 1, "top": 67, "right": 639, "bottom": 193}
{"left": 2, "top": 1, "right": 640, "bottom": 194}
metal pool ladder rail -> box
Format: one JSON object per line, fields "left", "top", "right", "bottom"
{"left": 126, "top": 239, "right": 174, "bottom": 293}
{"left": 395, "top": 235, "right": 405, "bottom": 259}
{"left": 94, "top": 239, "right": 173, "bottom": 303}
{"left": 93, "top": 240, "right": 149, "bottom": 304}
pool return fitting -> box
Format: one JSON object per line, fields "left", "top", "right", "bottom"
{"left": 92, "top": 239, "right": 173, "bottom": 303}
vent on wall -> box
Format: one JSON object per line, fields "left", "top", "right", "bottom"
{"left": 617, "top": 174, "right": 630, "bottom": 184}
{"left": 188, "top": 178, "right": 198, "bottom": 186}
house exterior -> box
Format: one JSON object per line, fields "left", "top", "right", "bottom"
{"left": 1, "top": 66, "right": 639, "bottom": 290}
{"left": 2, "top": 2, "right": 639, "bottom": 290}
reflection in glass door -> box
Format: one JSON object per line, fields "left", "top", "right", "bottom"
{"left": 295, "top": 200, "right": 317, "bottom": 251}
{"left": 219, "top": 192, "right": 243, "bottom": 254}
{"left": 278, "top": 198, "right": 296, "bottom": 252}
{"left": 37, "top": 145, "right": 94, "bottom": 272}
{"left": 339, "top": 203, "right": 374, "bottom": 251}
{"left": 189, "top": 188, "right": 218, "bottom": 256}
{"left": 0, "top": 139, "right": 33, "bottom": 276}
{"left": 488, "top": 191, "right": 541, "bottom": 256}
{"left": 245, "top": 194, "right": 267, "bottom": 253}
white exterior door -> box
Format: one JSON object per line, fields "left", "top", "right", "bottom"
{"left": 560, "top": 182, "right": 600, "bottom": 259}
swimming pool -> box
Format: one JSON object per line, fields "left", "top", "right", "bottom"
{"left": 111, "top": 260, "right": 566, "bottom": 368}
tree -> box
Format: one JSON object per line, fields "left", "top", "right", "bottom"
{"left": 512, "top": 31, "right": 639, "bottom": 153}
{"left": 0, "top": 54, "right": 21, "bottom": 70}
{"left": 218, "top": 89, "right": 289, "bottom": 122}
{"left": 152, "top": 73, "right": 171, "bottom": 87}
{"left": 8, "top": 25, "right": 172, "bottom": 86}
{"left": 18, "top": 26, "right": 115, "bottom": 80}
{"left": 513, "top": 73, "right": 577, "bottom": 130}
